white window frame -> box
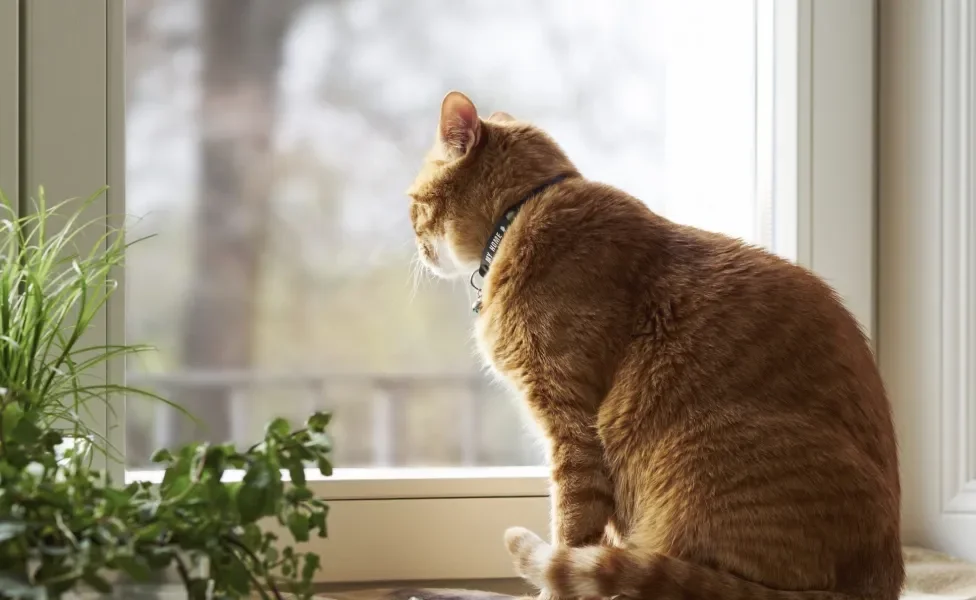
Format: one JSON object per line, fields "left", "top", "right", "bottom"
{"left": 0, "top": 0, "right": 17, "bottom": 204}
{"left": 14, "top": 0, "right": 875, "bottom": 584}
{"left": 878, "top": 0, "right": 976, "bottom": 561}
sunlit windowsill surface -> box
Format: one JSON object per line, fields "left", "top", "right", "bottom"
{"left": 125, "top": 466, "right": 552, "bottom": 500}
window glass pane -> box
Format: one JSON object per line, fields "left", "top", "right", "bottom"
{"left": 125, "top": 0, "right": 763, "bottom": 471}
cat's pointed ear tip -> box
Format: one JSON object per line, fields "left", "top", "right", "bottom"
{"left": 441, "top": 91, "right": 477, "bottom": 117}
{"left": 442, "top": 90, "right": 473, "bottom": 104}
{"left": 438, "top": 91, "right": 480, "bottom": 155}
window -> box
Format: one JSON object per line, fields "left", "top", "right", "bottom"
{"left": 123, "top": 0, "right": 770, "bottom": 474}
{"left": 14, "top": 0, "right": 874, "bottom": 583}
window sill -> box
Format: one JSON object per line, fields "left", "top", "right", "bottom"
{"left": 125, "top": 466, "right": 553, "bottom": 582}
{"left": 125, "top": 466, "right": 550, "bottom": 500}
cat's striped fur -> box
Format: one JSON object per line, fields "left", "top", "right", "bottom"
{"left": 505, "top": 527, "right": 857, "bottom": 600}
{"left": 408, "top": 91, "right": 903, "bottom": 600}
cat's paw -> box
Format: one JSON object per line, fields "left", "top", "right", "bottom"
{"left": 504, "top": 526, "right": 545, "bottom": 559}
{"left": 503, "top": 526, "right": 550, "bottom": 584}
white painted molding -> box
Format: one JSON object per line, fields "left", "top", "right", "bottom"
{"left": 106, "top": 0, "right": 127, "bottom": 485}
{"left": 0, "top": 0, "right": 17, "bottom": 204}
{"left": 940, "top": 0, "right": 976, "bottom": 515}
{"left": 803, "top": 0, "right": 876, "bottom": 342}
{"left": 879, "top": 0, "right": 976, "bottom": 560}
{"left": 759, "top": 0, "right": 876, "bottom": 342}
{"left": 20, "top": 0, "right": 112, "bottom": 470}
{"left": 754, "top": 0, "right": 877, "bottom": 343}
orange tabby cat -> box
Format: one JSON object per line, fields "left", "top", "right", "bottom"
{"left": 407, "top": 91, "right": 903, "bottom": 600}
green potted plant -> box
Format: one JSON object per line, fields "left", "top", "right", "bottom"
{"left": 0, "top": 188, "right": 332, "bottom": 599}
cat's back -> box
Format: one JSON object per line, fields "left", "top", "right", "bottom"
{"left": 572, "top": 200, "right": 903, "bottom": 600}
{"left": 665, "top": 223, "right": 893, "bottom": 441}
{"left": 611, "top": 215, "right": 899, "bottom": 488}
{"left": 500, "top": 177, "right": 897, "bottom": 467}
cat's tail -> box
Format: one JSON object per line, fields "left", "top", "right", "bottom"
{"left": 504, "top": 527, "right": 854, "bottom": 600}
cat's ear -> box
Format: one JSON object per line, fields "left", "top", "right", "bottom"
{"left": 439, "top": 91, "right": 481, "bottom": 159}
{"left": 488, "top": 111, "right": 516, "bottom": 123}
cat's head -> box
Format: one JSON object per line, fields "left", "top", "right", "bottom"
{"left": 406, "top": 91, "right": 576, "bottom": 279}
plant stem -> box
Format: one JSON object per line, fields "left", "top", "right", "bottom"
{"left": 173, "top": 553, "right": 193, "bottom": 590}
{"left": 247, "top": 427, "right": 308, "bottom": 454}
{"left": 221, "top": 535, "right": 284, "bottom": 600}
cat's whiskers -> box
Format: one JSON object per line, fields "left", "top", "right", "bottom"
{"left": 407, "top": 252, "right": 433, "bottom": 302}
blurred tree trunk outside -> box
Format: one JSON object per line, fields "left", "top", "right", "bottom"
{"left": 171, "top": 0, "right": 301, "bottom": 446}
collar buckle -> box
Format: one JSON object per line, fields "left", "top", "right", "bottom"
{"left": 470, "top": 269, "right": 484, "bottom": 314}
{"left": 469, "top": 173, "right": 570, "bottom": 316}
